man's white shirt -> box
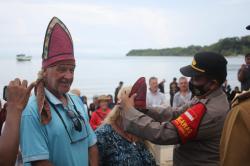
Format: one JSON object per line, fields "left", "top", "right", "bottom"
{"left": 146, "top": 90, "right": 168, "bottom": 108}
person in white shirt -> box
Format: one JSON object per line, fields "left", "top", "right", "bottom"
{"left": 173, "top": 76, "right": 192, "bottom": 108}
{"left": 147, "top": 76, "right": 168, "bottom": 108}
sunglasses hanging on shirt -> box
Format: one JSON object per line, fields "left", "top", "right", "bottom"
{"left": 46, "top": 96, "right": 89, "bottom": 144}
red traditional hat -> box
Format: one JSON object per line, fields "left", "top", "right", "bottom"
{"left": 36, "top": 17, "right": 75, "bottom": 125}
{"left": 42, "top": 17, "right": 75, "bottom": 68}
{"left": 129, "top": 77, "right": 147, "bottom": 109}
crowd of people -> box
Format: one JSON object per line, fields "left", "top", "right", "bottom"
{"left": 0, "top": 17, "right": 249, "bottom": 166}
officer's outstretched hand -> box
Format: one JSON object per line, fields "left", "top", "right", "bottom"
{"left": 7, "top": 78, "right": 35, "bottom": 113}
{"left": 120, "top": 90, "right": 135, "bottom": 111}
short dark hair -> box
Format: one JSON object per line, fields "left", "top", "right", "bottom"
{"left": 149, "top": 76, "right": 157, "bottom": 83}
{"left": 245, "top": 53, "right": 250, "bottom": 58}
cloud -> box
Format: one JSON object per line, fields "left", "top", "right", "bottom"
{"left": 0, "top": 1, "right": 249, "bottom": 56}
{"left": 218, "top": 0, "right": 250, "bottom": 5}
{"left": 0, "top": 1, "right": 174, "bottom": 56}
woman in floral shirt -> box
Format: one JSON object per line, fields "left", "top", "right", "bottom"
{"left": 95, "top": 87, "right": 156, "bottom": 166}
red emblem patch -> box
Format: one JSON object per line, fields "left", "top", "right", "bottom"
{"left": 171, "top": 103, "right": 206, "bottom": 144}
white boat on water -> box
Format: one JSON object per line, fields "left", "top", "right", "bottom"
{"left": 16, "top": 54, "right": 32, "bottom": 61}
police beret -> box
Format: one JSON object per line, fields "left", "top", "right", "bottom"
{"left": 180, "top": 52, "right": 227, "bottom": 83}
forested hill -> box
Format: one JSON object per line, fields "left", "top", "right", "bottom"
{"left": 126, "top": 35, "right": 250, "bottom": 56}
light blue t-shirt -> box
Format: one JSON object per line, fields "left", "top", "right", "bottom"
{"left": 20, "top": 89, "right": 97, "bottom": 166}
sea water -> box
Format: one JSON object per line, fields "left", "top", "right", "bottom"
{"left": 0, "top": 55, "right": 243, "bottom": 102}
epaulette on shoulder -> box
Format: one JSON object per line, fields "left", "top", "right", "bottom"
{"left": 231, "top": 90, "right": 250, "bottom": 108}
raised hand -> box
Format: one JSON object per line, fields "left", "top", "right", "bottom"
{"left": 7, "top": 78, "right": 35, "bottom": 112}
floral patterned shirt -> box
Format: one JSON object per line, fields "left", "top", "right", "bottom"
{"left": 95, "top": 124, "right": 156, "bottom": 166}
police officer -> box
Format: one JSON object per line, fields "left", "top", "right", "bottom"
{"left": 121, "top": 52, "right": 229, "bottom": 166}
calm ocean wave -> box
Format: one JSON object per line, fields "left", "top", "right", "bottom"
{"left": 0, "top": 55, "right": 243, "bottom": 102}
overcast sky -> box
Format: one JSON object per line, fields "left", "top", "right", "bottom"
{"left": 0, "top": 0, "right": 249, "bottom": 57}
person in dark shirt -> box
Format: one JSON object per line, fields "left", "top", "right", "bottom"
{"left": 107, "top": 94, "right": 115, "bottom": 109}
{"left": 169, "top": 77, "right": 179, "bottom": 106}
{"left": 114, "top": 81, "right": 123, "bottom": 104}
{"left": 238, "top": 53, "right": 250, "bottom": 91}
{"left": 229, "top": 86, "right": 241, "bottom": 101}
{"left": 158, "top": 79, "right": 165, "bottom": 93}
{"left": 0, "top": 102, "right": 7, "bottom": 134}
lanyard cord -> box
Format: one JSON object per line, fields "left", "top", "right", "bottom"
{"left": 68, "top": 96, "right": 82, "bottom": 117}
{"left": 45, "top": 96, "right": 74, "bottom": 143}
{"left": 67, "top": 96, "right": 90, "bottom": 141}
{"left": 67, "top": 95, "right": 87, "bottom": 125}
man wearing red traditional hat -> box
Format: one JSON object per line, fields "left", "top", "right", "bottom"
{"left": 20, "top": 17, "right": 98, "bottom": 166}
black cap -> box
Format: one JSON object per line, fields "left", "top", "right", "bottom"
{"left": 180, "top": 52, "right": 227, "bottom": 84}
{"left": 246, "top": 25, "right": 250, "bottom": 30}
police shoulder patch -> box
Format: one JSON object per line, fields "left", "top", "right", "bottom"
{"left": 171, "top": 103, "right": 206, "bottom": 144}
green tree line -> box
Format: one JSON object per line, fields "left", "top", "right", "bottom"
{"left": 127, "top": 35, "right": 250, "bottom": 56}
